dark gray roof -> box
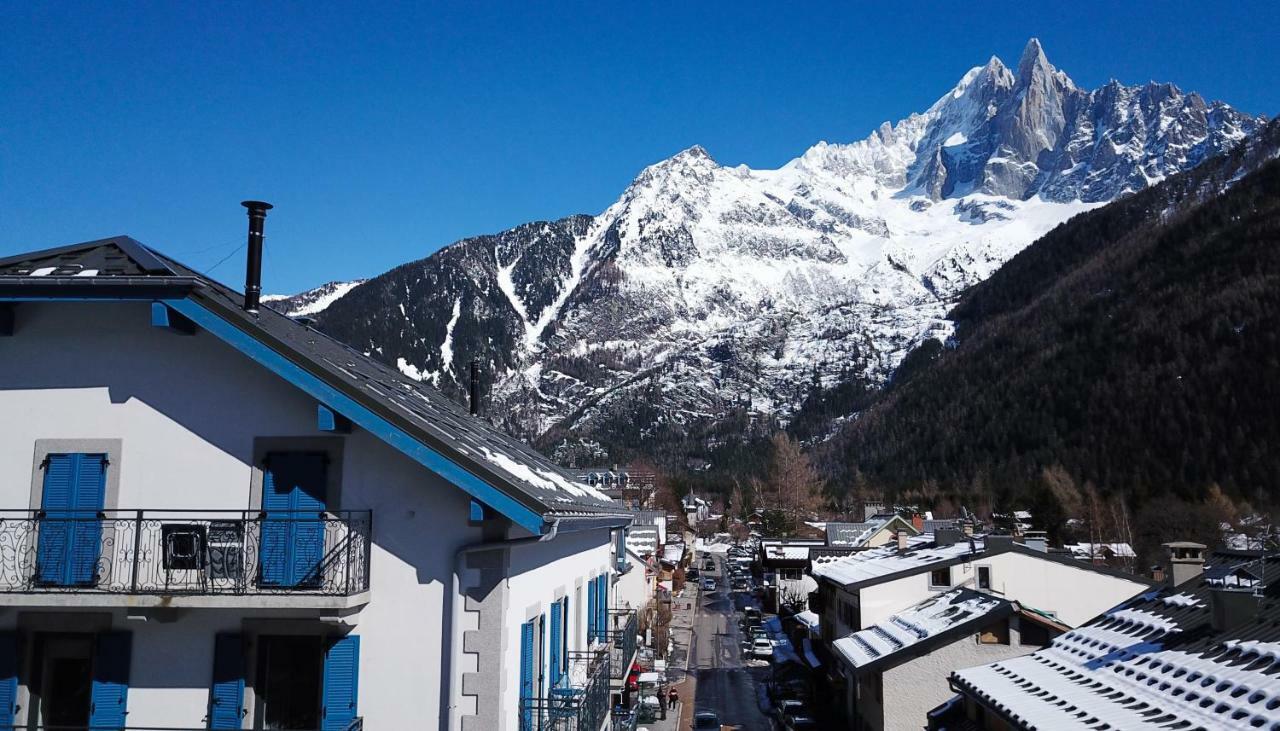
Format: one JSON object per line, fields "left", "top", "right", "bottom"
{"left": 0, "top": 237, "right": 629, "bottom": 529}
{"left": 825, "top": 521, "right": 879, "bottom": 547}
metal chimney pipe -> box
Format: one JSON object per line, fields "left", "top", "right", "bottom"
{"left": 469, "top": 359, "right": 481, "bottom": 416}
{"left": 241, "top": 200, "right": 273, "bottom": 313}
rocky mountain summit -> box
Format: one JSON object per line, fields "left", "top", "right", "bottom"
{"left": 311, "top": 40, "right": 1257, "bottom": 465}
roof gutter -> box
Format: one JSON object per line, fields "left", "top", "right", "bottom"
{"left": 446, "top": 518, "right": 561, "bottom": 730}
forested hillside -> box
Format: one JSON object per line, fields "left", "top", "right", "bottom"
{"left": 825, "top": 120, "right": 1280, "bottom": 519}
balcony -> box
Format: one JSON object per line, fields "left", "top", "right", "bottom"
{"left": 521, "top": 648, "right": 611, "bottom": 731}
{"left": 0, "top": 509, "right": 371, "bottom": 609}
{"left": 606, "top": 608, "right": 638, "bottom": 681}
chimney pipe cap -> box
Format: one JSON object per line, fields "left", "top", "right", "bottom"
{"left": 241, "top": 200, "right": 274, "bottom": 212}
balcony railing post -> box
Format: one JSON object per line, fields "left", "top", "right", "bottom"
{"left": 344, "top": 513, "right": 354, "bottom": 596}
{"left": 129, "top": 509, "right": 144, "bottom": 593}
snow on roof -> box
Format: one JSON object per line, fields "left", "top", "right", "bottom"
{"left": 826, "top": 519, "right": 891, "bottom": 547}
{"left": 952, "top": 552, "right": 1280, "bottom": 730}
{"left": 661, "top": 543, "right": 685, "bottom": 563}
{"left": 812, "top": 534, "right": 981, "bottom": 586}
{"left": 767, "top": 545, "right": 814, "bottom": 560}
{"left": 833, "top": 589, "right": 1008, "bottom": 670}
{"left": 626, "top": 525, "right": 659, "bottom": 556}
{"left": 1065, "top": 542, "right": 1137, "bottom": 559}
{"left": 795, "top": 610, "right": 821, "bottom": 630}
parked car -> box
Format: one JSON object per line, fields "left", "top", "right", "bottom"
{"left": 752, "top": 637, "right": 774, "bottom": 658}
{"left": 692, "top": 710, "right": 721, "bottom": 729}
{"left": 784, "top": 715, "right": 819, "bottom": 730}
{"left": 702, "top": 578, "right": 717, "bottom": 591}
{"left": 686, "top": 567, "right": 699, "bottom": 579}
{"left": 775, "top": 699, "right": 806, "bottom": 720}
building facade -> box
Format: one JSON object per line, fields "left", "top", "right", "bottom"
{"left": 0, "top": 236, "right": 633, "bottom": 730}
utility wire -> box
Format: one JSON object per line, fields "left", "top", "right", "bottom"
{"left": 204, "top": 242, "right": 246, "bottom": 275}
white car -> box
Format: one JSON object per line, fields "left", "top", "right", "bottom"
{"left": 752, "top": 637, "right": 774, "bottom": 658}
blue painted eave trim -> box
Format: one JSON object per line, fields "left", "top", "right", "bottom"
{"left": 161, "top": 297, "right": 549, "bottom": 535}
{"left": 150, "top": 302, "right": 196, "bottom": 334}
{"left": 316, "top": 404, "right": 351, "bottom": 433}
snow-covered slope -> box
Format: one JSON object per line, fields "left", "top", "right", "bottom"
{"left": 314, "top": 40, "right": 1257, "bottom": 460}
{"left": 264, "top": 280, "right": 365, "bottom": 317}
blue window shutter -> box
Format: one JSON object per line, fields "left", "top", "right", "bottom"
{"left": 37, "top": 453, "right": 75, "bottom": 585}
{"left": 90, "top": 631, "right": 131, "bottom": 730}
{"left": 70, "top": 454, "right": 107, "bottom": 585}
{"left": 207, "top": 634, "right": 245, "bottom": 729}
{"left": 559, "top": 598, "right": 568, "bottom": 675}
{"left": 39, "top": 453, "right": 107, "bottom": 586}
{"left": 0, "top": 633, "right": 17, "bottom": 729}
{"left": 599, "top": 576, "right": 608, "bottom": 641}
{"left": 519, "top": 620, "right": 534, "bottom": 731}
{"left": 321, "top": 634, "right": 360, "bottom": 731}
{"left": 586, "top": 579, "right": 597, "bottom": 642}
{"left": 261, "top": 452, "right": 327, "bottom": 587}
{"left": 549, "top": 601, "right": 563, "bottom": 684}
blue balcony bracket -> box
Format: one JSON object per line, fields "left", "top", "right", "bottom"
{"left": 150, "top": 302, "right": 197, "bottom": 335}
{"left": 469, "top": 499, "right": 489, "bottom": 523}
{"left": 317, "top": 404, "right": 352, "bottom": 434}
{"left": 0, "top": 304, "right": 12, "bottom": 336}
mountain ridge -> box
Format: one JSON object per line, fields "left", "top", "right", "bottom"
{"left": 309, "top": 40, "right": 1258, "bottom": 469}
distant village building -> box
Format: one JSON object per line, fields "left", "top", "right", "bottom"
{"left": 811, "top": 529, "right": 1152, "bottom": 727}
{"left": 681, "top": 492, "right": 711, "bottom": 524}
{"left": 575, "top": 464, "right": 656, "bottom": 509}
{"left": 825, "top": 515, "right": 921, "bottom": 549}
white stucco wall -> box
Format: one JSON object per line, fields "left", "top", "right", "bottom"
{"left": 501, "top": 528, "right": 614, "bottom": 727}
{"left": 878, "top": 622, "right": 1039, "bottom": 731}
{"left": 0, "top": 302, "right": 614, "bottom": 730}
{"left": 614, "top": 550, "right": 651, "bottom": 612}
{"left": 855, "top": 550, "right": 1148, "bottom": 629}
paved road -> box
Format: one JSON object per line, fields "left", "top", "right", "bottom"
{"left": 687, "top": 554, "right": 773, "bottom": 731}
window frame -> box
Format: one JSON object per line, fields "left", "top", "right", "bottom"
{"left": 976, "top": 564, "right": 992, "bottom": 591}
{"left": 928, "top": 566, "right": 952, "bottom": 588}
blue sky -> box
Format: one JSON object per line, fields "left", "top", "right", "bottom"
{"left": 3, "top": 1, "right": 1277, "bottom": 293}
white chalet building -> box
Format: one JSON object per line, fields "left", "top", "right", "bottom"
{"left": 0, "top": 231, "right": 636, "bottom": 731}
{"left": 812, "top": 530, "right": 1152, "bottom": 729}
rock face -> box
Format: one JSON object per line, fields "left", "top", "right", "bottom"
{"left": 313, "top": 40, "right": 1257, "bottom": 461}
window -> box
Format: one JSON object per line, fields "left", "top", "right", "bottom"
{"left": 977, "top": 565, "right": 992, "bottom": 590}
{"left": 929, "top": 566, "right": 952, "bottom": 588}
{"left": 979, "top": 619, "right": 1009, "bottom": 645}
{"left": 37, "top": 453, "right": 108, "bottom": 587}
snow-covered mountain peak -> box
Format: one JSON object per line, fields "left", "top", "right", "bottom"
{"left": 310, "top": 44, "right": 1258, "bottom": 456}
{"left": 1015, "top": 37, "right": 1073, "bottom": 89}
{"left": 263, "top": 280, "right": 366, "bottom": 317}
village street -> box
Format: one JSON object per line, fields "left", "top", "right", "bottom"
{"left": 653, "top": 554, "right": 773, "bottom": 731}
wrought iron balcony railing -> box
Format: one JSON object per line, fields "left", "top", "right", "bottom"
{"left": 606, "top": 608, "right": 638, "bottom": 680}
{"left": 0, "top": 509, "right": 371, "bottom": 597}
{"left": 520, "top": 647, "right": 611, "bottom": 731}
